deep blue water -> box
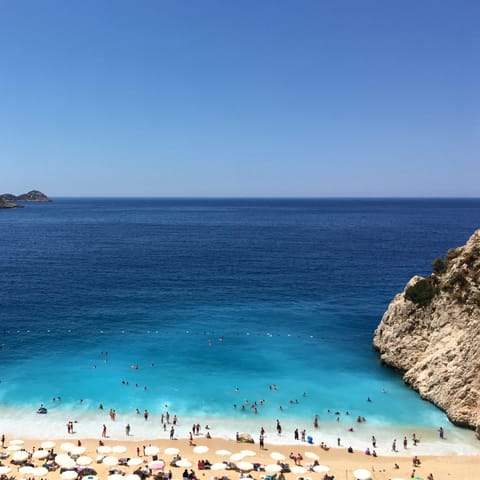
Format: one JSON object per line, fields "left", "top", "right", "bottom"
{"left": 0, "top": 198, "right": 479, "bottom": 436}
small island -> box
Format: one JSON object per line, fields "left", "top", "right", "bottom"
{"left": 0, "top": 190, "right": 51, "bottom": 208}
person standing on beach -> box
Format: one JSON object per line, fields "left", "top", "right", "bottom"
{"left": 102, "top": 424, "right": 107, "bottom": 438}
{"left": 392, "top": 439, "right": 397, "bottom": 452}
{"left": 126, "top": 424, "right": 131, "bottom": 436}
{"left": 259, "top": 434, "right": 265, "bottom": 450}
{"left": 170, "top": 426, "right": 175, "bottom": 440}
{"left": 438, "top": 427, "right": 444, "bottom": 439}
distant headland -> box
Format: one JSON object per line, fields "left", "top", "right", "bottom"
{"left": 0, "top": 190, "right": 51, "bottom": 208}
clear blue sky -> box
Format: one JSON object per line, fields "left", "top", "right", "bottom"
{"left": 0, "top": 0, "right": 478, "bottom": 197}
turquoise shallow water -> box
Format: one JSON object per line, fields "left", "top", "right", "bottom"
{"left": 0, "top": 198, "right": 479, "bottom": 454}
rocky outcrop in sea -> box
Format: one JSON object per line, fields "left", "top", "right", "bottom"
{"left": 373, "top": 229, "right": 480, "bottom": 438}
{"left": 0, "top": 190, "right": 50, "bottom": 208}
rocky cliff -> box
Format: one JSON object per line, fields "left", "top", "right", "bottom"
{"left": 373, "top": 229, "right": 480, "bottom": 438}
{"left": 0, "top": 190, "right": 50, "bottom": 208}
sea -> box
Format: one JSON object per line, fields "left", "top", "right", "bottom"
{"left": 1, "top": 198, "right": 479, "bottom": 456}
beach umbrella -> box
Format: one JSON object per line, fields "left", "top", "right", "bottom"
{"left": 215, "top": 450, "right": 231, "bottom": 456}
{"left": 61, "top": 471, "right": 78, "bottom": 480}
{"left": 58, "top": 458, "right": 77, "bottom": 469}
{"left": 32, "top": 466, "right": 49, "bottom": 476}
{"left": 353, "top": 469, "right": 372, "bottom": 480}
{"left": 230, "top": 453, "right": 244, "bottom": 462}
{"left": 103, "top": 456, "right": 119, "bottom": 466}
{"left": 127, "top": 458, "right": 144, "bottom": 467}
{"left": 240, "top": 450, "right": 256, "bottom": 457}
{"left": 144, "top": 446, "right": 159, "bottom": 456}
{"left": 164, "top": 447, "right": 180, "bottom": 455}
{"left": 76, "top": 455, "right": 93, "bottom": 466}
{"left": 108, "top": 474, "right": 124, "bottom": 480}
{"left": 0, "top": 466, "right": 12, "bottom": 475}
{"left": 60, "top": 442, "right": 76, "bottom": 453}
{"left": 237, "top": 461, "right": 254, "bottom": 471}
{"left": 9, "top": 439, "right": 24, "bottom": 446}
{"left": 149, "top": 460, "right": 165, "bottom": 471}
{"left": 12, "top": 451, "right": 29, "bottom": 462}
{"left": 193, "top": 445, "right": 209, "bottom": 454}
{"left": 41, "top": 441, "right": 56, "bottom": 449}
{"left": 270, "top": 452, "right": 285, "bottom": 461}
{"left": 33, "top": 450, "right": 50, "bottom": 460}
{"left": 210, "top": 463, "right": 228, "bottom": 471}
{"left": 97, "top": 446, "right": 112, "bottom": 454}
{"left": 265, "top": 464, "right": 282, "bottom": 473}
{"left": 291, "top": 466, "right": 307, "bottom": 474}
{"left": 19, "top": 466, "right": 35, "bottom": 475}
{"left": 304, "top": 452, "right": 319, "bottom": 461}
{"left": 7, "top": 445, "right": 21, "bottom": 451}
{"left": 176, "top": 459, "right": 192, "bottom": 468}
{"left": 112, "top": 445, "right": 127, "bottom": 454}
{"left": 70, "top": 446, "right": 86, "bottom": 456}
{"left": 313, "top": 465, "right": 330, "bottom": 473}
{"left": 125, "top": 474, "right": 141, "bottom": 480}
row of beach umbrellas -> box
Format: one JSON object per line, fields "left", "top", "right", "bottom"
{"left": 2, "top": 439, "right": 374, "bottom": 479}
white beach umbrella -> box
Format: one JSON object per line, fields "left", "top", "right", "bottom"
{"left": 215, "top": 450, "right": 231, "bottom": 456}
{"left": 18, "top": 465, "right": 33, "bottom": 475}
{"left": 12, "top": 451, "right": 29, "bottom": 462}
{"left": 61, "top": 471, "right": 78, "bottom": 480}
{"left": 70, "top": 446, "right": 86, "bottom": 456}
{"left": 108, "top": 474, "right": 124, "bottom": 480}
{"left": 55, "top": 454, "right": 72, "bottom": 464}
{"left": 353, "top": 469, "right": 372, "bottom": 480}
{"left": 304, "top": 452, "right": 319, "bottom": 461}
{"left": 193, "top": 445, "right": 209, "bottom": 454}
{"left": 144, "top": 446, "right": 159, "bottom": 456}
{"left": 240, "top": 450, "right": 255, "bottom": 457}
{"left": 164, "top": 447, "right": 180, "bottom": 455}
{"left": 176, "top": 459, "right": 192, "bottom": 468}
{"left": 265, "top": 464, "right": 282, "bottom": 473}
{"left": 291, "top": 466, "right": 307, "bottom": 474}
{"left": 33, "top": 450, "right": 50, "bottom": 460}
{"left": 210, "top": 462, "right": 228, "bottom": 471}
{"left": 33, "top": 466, "right": 49, "bottom": 476}
{"left": 103, "top": 456, "right": 119, "bottom": 466}
{"left": 125, "top": 474, "right": 141, "bottom": 480}
{"left": 112, "top": 445, "right": 127, "bottom": 454}
{"left": 0, "top": 466, "right": 12, "bottom": 475}
{"left": 7, "top": 445, "right": 21, "bottom": 451}
{"left": 237, "top": 461, "right": 254, "bottom": 471}
{"left": 97, "top": 446, "right": 112, "bottom": 454}
{"left": 76, "top": 455, "right": 93, "bottom": 466}
{"left": 230, "top": 453, "right": 244, "bottom": 462}
{"left": 9, "top": 439, "right": 25, "bottom": 446}
{"left": 60, "top": 442, "right": 76, "bottom": 453}
{"left": 41, "top": 441, "right": 56, "bottom": 449}
{"left": 270, "top": 452, "right": 285, "bottom": 461}
{"left": 127, "top": 457, "right": 144, "bottom": 467}
{"left": 19, "top": 466, "right": 35, "bottom": 475}
{"left": 313, "top": 465, "right": 330, "bottom": 473}
{"left": 58, "top": 458, "right": 77, "bottom": 469}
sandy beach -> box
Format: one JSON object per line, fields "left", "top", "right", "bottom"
{"left": 1, "top": 433, "right": 479, "bottom": 480}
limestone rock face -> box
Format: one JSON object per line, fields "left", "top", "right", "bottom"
{"left": 373, "top": 229, "right": 480, "bottom": 433}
